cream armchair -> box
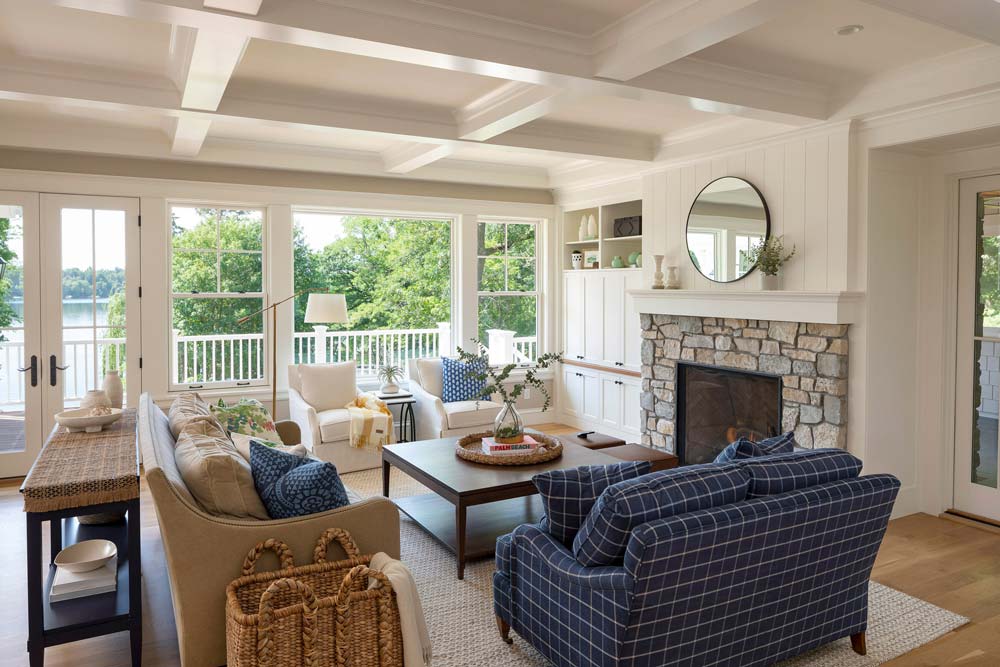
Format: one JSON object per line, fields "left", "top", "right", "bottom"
{"left": 408, "top": 357, "right": 503, "bottom": 440}
{"left": 287, "top": 361, "right": 382, "bottom": 472}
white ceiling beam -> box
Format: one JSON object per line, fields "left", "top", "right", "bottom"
{"left": 204, "top": 0, "right": 263, "bottom": 15}
{"left": 381, "top": 142, "right": 453, "bottom": 173}
{"left": 456, "top": 82, "right": 575, "bottom": 141}
{"left": 177, "top": 28, "right": 250, "bottom": 110}
{"left": 861, "top": 0, "right": 1000, "bottom": 48}
{"left": 170, "top": 115, "right": 212, "bottom": 156}
{"left": 594, "top": 0, "right": 800, "bottom": 81}
{"left": 40, "top": 0, "right": 827, "bottom": 125}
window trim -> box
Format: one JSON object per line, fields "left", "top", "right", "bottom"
{"left": 167, "top": 203, "right": 269, "bottom": 391}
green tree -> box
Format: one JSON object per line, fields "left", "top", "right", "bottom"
{"left": 0, "top": 217, "right": 19, "bottom": 337}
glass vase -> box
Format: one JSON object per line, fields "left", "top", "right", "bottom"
{"left": 493, "top": 401, "right": 525, "bottom": 444}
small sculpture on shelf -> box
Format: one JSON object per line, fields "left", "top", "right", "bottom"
{"left": 571, "top": 250, "right": 583, "bottom": 270}
{"left": 666, "top": 266, "right": 681, "bottom": 289}
{"left": 652, "top": 255, "right": 666, "bottom": 289}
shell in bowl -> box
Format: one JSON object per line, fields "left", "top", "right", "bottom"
{"left": 54, "top": 539, "right": 117, "bottom": 573}
{"left": 55, "top": 407, "right": 123, "bottom": 433}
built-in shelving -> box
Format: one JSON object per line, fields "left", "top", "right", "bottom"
{"left": 563, "top": 199, "right": 642, "bottom": 270}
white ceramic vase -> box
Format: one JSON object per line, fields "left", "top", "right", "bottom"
{"left": 578, "top": 217, "right": 587, "bottom": 242}
{"left": 81, "top": 389, "right": 111, "bottom": 411}
{"left": 587, "top": 214, "right": 597, "bottom": 240}
{"left": 102, "top": 371, "right": 123, "bottom": 409}
{"left": 759, "top": 272, "right": 781, "bottom": 290}
{"left": 665, "top": 266, "right": 681, "bottom": 289}
{"left": 380, "top": 382, "right": 399, "bottom": 394}
{"left": 652, "top": 254, "right": 665, "bottom": 289}
{"left": 571, "top": 250, "right": 583, "bottom": 270}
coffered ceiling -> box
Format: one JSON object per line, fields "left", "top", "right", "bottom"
{"left": 0, "top": 0, "right": 999, "bottom": 190}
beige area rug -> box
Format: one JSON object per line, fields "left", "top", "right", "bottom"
{"left": 342, "top": 468, "right": 969, "bottom": 667}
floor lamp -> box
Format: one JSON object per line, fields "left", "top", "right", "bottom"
{"left": 237, "top": 291, "right": 349, "bottom": 414}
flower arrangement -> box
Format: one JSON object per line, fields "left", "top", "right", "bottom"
{"left": 747, "top": 235, "right": 796, "bottom": 276}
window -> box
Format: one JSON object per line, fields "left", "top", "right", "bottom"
{"left": 477, "top": 219, "right": 538, "bottom": 364}
{"left": 292, "top": 211, "right": 452, "bottom": 376}
{"left": 170, "top": 206, "right": 266, "bottom": 388}
{"left": 687, "top": 231, "right": 718, "bottom": 280}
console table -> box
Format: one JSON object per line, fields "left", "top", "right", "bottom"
{"left": 20, "top": 409, "right": 141, "bottom": 667}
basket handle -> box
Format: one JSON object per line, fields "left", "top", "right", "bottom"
{"left": 313, "top": 528, "right": 361, "bottom": 563}
{"left": 333, "top": 565, "right": 396, "bottom": 667}
{"left": 242, "top": 538, "right": 295, "bottom": 576}
{"left": 257, "top": 578, "right": 318, "bottom": 667}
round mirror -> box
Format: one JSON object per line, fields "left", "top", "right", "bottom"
{"left": 686, "top": 176, "right": 770, "bottom": 283}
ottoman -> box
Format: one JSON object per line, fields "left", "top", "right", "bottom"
{"left": 558, "top": 431, "right": 625, "bottom": 451}
{"left": 602, "top": 444, "right": 679, "bottom": 472}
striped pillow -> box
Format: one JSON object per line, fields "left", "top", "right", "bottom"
{"left": 738, "top": 448, "right": 862, "bottom": 497}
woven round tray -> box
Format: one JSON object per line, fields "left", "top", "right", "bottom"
{"left": 455, "top": 432, "right": 562, "bottom": 466}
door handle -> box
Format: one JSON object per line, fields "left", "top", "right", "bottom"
{"left": 18, "top": 355, "right": 37, "bottom": 388}
{"left": 49, "top": 355, "right": 70, "bottom": 387}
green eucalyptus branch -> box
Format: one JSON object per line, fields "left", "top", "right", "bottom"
{"left": 455, "top": 342, "right": 563, "bottom": 411}
{"left": 747, "top": 235, "right": 796, "bottom": 276}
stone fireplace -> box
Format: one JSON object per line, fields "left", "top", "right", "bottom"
{"left": 640, "top": 315, "right": 849, "bottom": 455}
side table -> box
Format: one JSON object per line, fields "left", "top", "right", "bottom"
{"left": 377, "top": 392, "right": 416, "bottom": 442}
{"left": 20, "top": 410, "right": 142, "bottom": 667}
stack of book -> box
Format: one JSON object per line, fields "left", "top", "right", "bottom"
{"left": 482, "top": 435, "right": 540, "bottom": 456}
{"left": 50, "top": 558, "right": 117, "bottom": 603}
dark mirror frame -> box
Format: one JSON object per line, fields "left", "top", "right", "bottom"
{"left": 685, "top": 176, "right": 771, "bottom": 284}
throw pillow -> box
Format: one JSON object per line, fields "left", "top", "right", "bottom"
{"left": 173, "top": 419, "right": 270, "bottom": 519}
{"left": 250, "top": 441, "right": 350, "bottom": 519}
{"left": 714, "top": 431, "right": 796, "bottom": 463}
{"left": 739, "top": 448, "right": 862, "bottom": 497}
{"left": 229, "top": 432, "right": 309, "bottom": 461}
{"left": 573, "top": 463, "right": 750, "bottom": 567}
{"left": 441, "top": 357, "right": 488, "bottom": 403}
{"left": 210, "top": 398, "right": 284, "bottom": 443}
{"left": 167, "top": 391, "right": 217, "bottom": 440}
{"left": 298, "top": 361, "right": 358, "bottom": 412}
{"left": 532, "top": 461, "right": 652, "bottom": 547}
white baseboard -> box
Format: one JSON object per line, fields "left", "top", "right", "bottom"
{"left": 554, "top": 411, "right": 640, "bottom": 443}
{"left": 890, "top": 484, "right": 920, "bottom": 519}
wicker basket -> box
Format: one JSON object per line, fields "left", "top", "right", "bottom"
{"left": 225, "top": 528, "right": 404, "bottom": 667}
{"left": 455, "top": 431, "right": 563, "bottom": 466}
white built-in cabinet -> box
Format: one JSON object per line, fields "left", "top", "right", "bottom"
{"left": 563, "top": 269, "right": 643, "bottom": 371}
{"left": 562, "top": 364, "right": 641, "bottom": 438}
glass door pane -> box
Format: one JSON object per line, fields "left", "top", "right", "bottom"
{"left": 973, "top": 191, "right": 1000, "bottom": 489}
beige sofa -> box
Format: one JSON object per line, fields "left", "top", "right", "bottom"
{"left": 407, "top": 357, "right": 503, "bottom": 440}
{"left": 138, "top": 393, "right": 400, "bottom": 667}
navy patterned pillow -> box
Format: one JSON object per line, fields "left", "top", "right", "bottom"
{"left": 573, "top": 463, "right": 750, "bottom": 567}
{"left": 738, "top": 448, "right": 862, "bottom": 498}
{"left": 250, "top": 441, "right": 350, "bottom": 519}
{"left": 441, "top": 357, "right": 488, "bottom": 403}
{"left": 714, "top": 431, "right": 796, "bottom": 463}
{"left": 532, "top": 461, "right": 652, "bottom": 547}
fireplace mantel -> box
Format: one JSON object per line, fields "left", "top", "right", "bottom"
{"left": 628, "top": 290, "right": 864, "bottom": 325}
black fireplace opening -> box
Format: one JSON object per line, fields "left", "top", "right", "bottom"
{"left": 676, "top": 363, "right": 782, "bottom": 465}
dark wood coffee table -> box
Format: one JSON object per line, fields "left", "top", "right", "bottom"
{"left": 382, "top": 436, "right": 621, "bottom": 579}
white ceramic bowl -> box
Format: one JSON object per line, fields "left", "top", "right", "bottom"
{"left": 54, "top": 539, "right": 117, "bottom": 573}
{"left": 55, "top": 407, "right": 123, "bottom": 433}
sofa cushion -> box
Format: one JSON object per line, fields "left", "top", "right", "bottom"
{"left": 714, "top": 431, "right": 796, "bottom": 463}
{"left": 250, "top": 441, "right": 350, "bottom": 519}
{"left": 533, "top": 461, "right": 652, "bottom": 547}
{"left": 211, "top": 398, "right": 284, "bottom": 444}
{"left": 573, "top": 463, "right": 750, "bottom": 567}
{"left": 173, "top": 419, "right": 270, "bottom": 520}
{"left": 317, "top": 408, "right": 352, "bottom": 442}
{"left": 230, "top": 432, "right": 309, "bottom": 461}
{"left": 441, "top": 356, "right": 488, "bottom": 402}
{"left": 298, "top": 361, "right": 357, "bottom": 413}
{"left": 414, "top": 358, "right": 443, "bottom": 398}
{"left": 739, "top": 448, "right": 862, "bottom": 497}
{"left": 443, "top": 400, "right": 503, "bottom": 430}
{"left": 167, "top": 392, "right": 216, "bottom": 440}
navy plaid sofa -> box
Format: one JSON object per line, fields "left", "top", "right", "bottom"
{"left": 493, "top": 449, "right": 900, "bottom": 667}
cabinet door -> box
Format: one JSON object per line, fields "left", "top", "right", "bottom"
{"left": 584, "top": 273, "right": 605, "bottom": 362}
{"left": 562, "top": 368, "right": 584, "bottom": 417}
{"left": 581, "top": 371, "right": 602, "bottom": 422}
{"left": 623, "top": 271, "right": 643, "bottom": 369}
{"left": 564, "top": 273, "right": 586, "bottom": 361}
{"left": 600, "top": 376, "right": 622, "bottom": 428}
{"left": 602, "top": 273, "right": 625, "bottom": 366}
{"left": 622, "top": 379, "right": 642, "bottom": 434}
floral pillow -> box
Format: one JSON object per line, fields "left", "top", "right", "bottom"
{"left": 210, "top": 398, "right": 284, "bottom": 444}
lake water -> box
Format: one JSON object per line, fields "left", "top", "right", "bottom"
{"left": 3, "top": 300, "right": 111, "bottom": 341}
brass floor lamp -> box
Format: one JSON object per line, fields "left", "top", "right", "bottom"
{"left": 237, "top": 291, "right": 349, "bottom": 413}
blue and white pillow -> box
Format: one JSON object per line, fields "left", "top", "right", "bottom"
{"left": 714, "top": 431, "right": 796, "bottom": 463}
{"left": 441, "top": 356, "right": 488, "bottom": 403}
{"left": 250, "top": 441, "right": 350, "bottom": 519}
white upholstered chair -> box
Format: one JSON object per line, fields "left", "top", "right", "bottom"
{"left": 287, "top": 360, "right": 381, "bottom": 472}
{"left": 407, "top": 357, "right": 503, "bottom": 441}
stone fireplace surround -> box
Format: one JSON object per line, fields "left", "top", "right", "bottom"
{"left": 640, "top": 314, "right": 849, "bottom": 454}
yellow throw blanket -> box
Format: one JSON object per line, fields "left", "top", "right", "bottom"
{"left": 345, "top": 393, "right": 394, "bottom": 451}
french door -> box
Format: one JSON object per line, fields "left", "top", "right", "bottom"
{"left": 0, "top": 193, "right": 139, "bottom": 478}
{"left": 955, "top": 175, "right": 1000, "bottom": 522}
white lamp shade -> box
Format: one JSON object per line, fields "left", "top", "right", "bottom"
{"left": 304, "top": 293, "right": 349, "bottom": 324}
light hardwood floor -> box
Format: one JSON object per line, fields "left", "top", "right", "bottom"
{"left": 0, "top": 423, "right": 997, "bottom": 666}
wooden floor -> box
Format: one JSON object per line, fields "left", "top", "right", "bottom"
{"left": 0, "top": 423, "right": 997, "bottom": 666}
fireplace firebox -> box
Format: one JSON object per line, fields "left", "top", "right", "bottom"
{"left": 676, "top": 363, "right": 782, "bottom": 465}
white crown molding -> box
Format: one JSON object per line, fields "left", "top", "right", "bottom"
{"left": 629, "top": 289, "right": 865, "bottom": 325}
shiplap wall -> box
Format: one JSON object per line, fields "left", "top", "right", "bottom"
{"left": 642, "top": 123, "right": 852, "bottom": 292}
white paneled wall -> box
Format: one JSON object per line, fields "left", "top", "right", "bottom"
{"left": 642, "top": 123, "right": 852, "bottom": 292}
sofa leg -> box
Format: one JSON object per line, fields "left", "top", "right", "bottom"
{"left": 850, "top": 631, "right": 867, "bottom": 656}
{"left": 496, "top": 615, "right": 513, "bottom": 645}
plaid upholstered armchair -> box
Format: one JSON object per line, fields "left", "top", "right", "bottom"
{"left": 493, "top": 449, "right": 900, "bottom": 667}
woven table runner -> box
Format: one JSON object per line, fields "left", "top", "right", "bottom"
{"left": 22, "top": 409, "right": 139, "bottom": 513}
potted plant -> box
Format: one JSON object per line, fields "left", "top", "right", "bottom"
{"left": 455, "top": 344, "right": 562, "bottom": 444}
{"left": 377, "top": 364, "right": 404, "bottom": 394}
{"left": 747, "top": 235, "right": 796, "bottom": 290}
